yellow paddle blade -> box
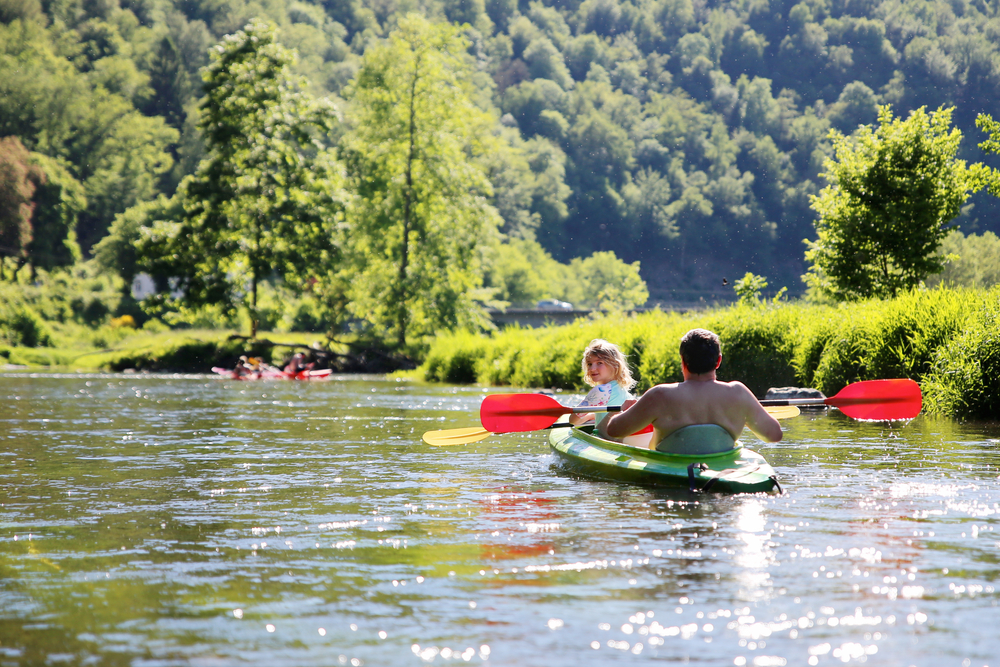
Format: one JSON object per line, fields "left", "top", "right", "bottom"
{"left": 765, "top": 405, "right": 800, "bottom": 419}
{"left": 422, "top": 427, "right": 492, "bottom": 446}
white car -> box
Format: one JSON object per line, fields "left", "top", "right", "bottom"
{"left": 536, "top": 299, "right": 573, "bottom": 311}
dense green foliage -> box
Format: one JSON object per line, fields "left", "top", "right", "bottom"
{"left": 0, "top": 17, "right": 178, "bottom": 256}
{"left": 420, "top": 286, "right": 1000, "bottom": 419}
{"left": 131, "top": 20, "right": 344, "bottom": 335}
{"left": 5, "top": 0, "right": 1000, "bottom": 305}
{"left": 0, "top": 263, "right": 333, "bottom": 359}
{"left": 341, "top": 16, "right": 501, "bottom": 345}
{"left": 484, "top": 240, "right": 647, "bottom": 308}
{"left": 804, "top": 106, "right": 986, "bottom": 300}
{"left": 922, "top": 291, "right": 1000, "bottom": 419}
{"left": 929, "top": 229, "right": 1000, "bottom": 289}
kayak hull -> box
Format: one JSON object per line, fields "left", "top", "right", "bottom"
{"left": 548, "top": 426, "right": 780, "bottom": 494}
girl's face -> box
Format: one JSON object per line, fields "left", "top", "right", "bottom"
{"left": 586, "top": 356, "right": 616, "bottom": 385}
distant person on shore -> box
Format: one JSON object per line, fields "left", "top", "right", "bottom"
{"left": 599, "top": 328, "right": 782, "bottom": 447}
{"left": 569, "top": 339, "right": 636, "bottom": 428}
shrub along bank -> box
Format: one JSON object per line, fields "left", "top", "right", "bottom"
{"left": 419, "top": 287, "right": 1000, "bottom": 420}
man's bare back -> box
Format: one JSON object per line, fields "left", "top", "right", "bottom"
{"left": 598, "top": 329, "right": 782, "bottom": 446}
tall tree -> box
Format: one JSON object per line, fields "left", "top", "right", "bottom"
{"left": 145, "top": 36, "right": 189, "bottom": 132}
{"left": 136, "top": 19, "right": 345, "bottom": 336}
{"left": 341, "top": 14, "right": 502, "bottom": 347}
{"left": 804, "top": 106, "right": 987, "bottom": 301}
{"left": 26, "top": 153, "right": 85, "bottom": 271}
{"left": 0, "top": 136, "right": 43, "bottom": 280}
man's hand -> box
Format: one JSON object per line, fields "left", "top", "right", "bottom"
{"left": 599, "top": 397, "right": 645, "bottom": 438}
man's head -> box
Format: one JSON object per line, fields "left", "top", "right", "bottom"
{"left": 679, "top": 329, "right": 721, "bottom": 374}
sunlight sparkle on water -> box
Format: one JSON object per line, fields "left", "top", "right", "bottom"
{"left": 5, "top": 375, "right": 1000, "bottom": 665}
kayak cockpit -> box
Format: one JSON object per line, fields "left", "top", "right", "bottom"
{"left": 653, "top": 424, "right": 738, "bottom": 455}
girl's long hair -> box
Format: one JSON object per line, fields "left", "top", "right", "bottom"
{"left": 582, "top": 339, "right": 636, "bottom": 390}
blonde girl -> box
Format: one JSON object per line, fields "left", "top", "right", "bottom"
{"left": 570, "top": 339, "right": 636, "bottom": 426}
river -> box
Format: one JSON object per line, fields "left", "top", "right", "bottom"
{"left": 1, "top": 372, "right": 998, "bottom": 666}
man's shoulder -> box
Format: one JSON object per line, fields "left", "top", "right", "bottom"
{"left": 718, "top": 379, "right": 749, "bottom": 390}
{"left": 716, "top": 380, "right": 760, "bottom": 405}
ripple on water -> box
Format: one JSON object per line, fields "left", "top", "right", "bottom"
{"left": 2, "top": 375, "right": 1000, "bottom": 665}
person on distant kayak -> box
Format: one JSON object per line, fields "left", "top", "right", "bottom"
{"left": 234, "top": 355, "right": 253, "bottom": 378}
{"left": 599, "top": 328, "right": 782, "bottom": 446}
{"left": 569, "top": 339, "right": 636, "bottom": 427}
{"left": 284, "top": 352, "right": 314, "bottom": 377}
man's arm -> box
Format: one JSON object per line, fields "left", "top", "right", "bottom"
{"left": 600, "top": 390, "right": 661, "bottom": 439}
{"left": 740, "top": 384, "right": 783, "bottom": 442}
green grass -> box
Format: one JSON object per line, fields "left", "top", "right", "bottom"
{"left": 1, "top": 330, "right": 338, "bottom": 372}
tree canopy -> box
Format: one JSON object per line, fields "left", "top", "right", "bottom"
{"left": 6, "top": 0, "right": 1000, "bottom": 314}
{"left": 134, "top": 19, "right": 344, "bottom": 335}
{"left": 341, "top": 15, "right": 502, "bottom": 346}
{"left": 804, "top": 106, "right": 987, "bottom": 300}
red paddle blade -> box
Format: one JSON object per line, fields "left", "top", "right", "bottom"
{"left": 480, "top": 393, "right": 564, "bottom": 433}
{"left": 828, "top": 379, "right": 922, "bottom": 420}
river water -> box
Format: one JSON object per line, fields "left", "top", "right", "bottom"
{"left": 1, "top": 373, "right": 999, "bottom": 666}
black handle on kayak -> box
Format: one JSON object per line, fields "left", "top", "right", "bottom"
{"left": 570, "top": 404, "right": 623, "bottom": 414}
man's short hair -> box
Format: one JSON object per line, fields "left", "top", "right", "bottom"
{"left": 680, "top": 329, "right": 721, "bottom": 374}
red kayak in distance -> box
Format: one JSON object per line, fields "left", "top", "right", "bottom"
{"left": 211, "top": 367, "right": 333, "bottom": 381}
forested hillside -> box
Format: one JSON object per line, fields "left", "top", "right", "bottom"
{"left": 3, "top": 0, "right": 1000, "bottom": 304}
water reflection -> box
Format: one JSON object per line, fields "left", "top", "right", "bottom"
{"left": 2, "top": 374, "right": 1000, "bottom": 665}
{"left": 733, "top": 498, "right": 773, "bottom": 601}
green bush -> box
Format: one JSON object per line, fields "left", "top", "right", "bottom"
{"left": 286, "top": 297, "right": 329, "bottom": 333}
{"left": 707, "top": 305, "right": 801, "bottom": 397}
{"left": 417, "top": 287, "right": 999, "bottom": 420}
{"left": 805, "top": 290, "right": 980, "bottom": 394}
{"left": 923, "top": 288, "right": 1000, "bottom": 419}
{"left": 423, "top": 310, "right": 704, "bottom": 391}
{"left": 1, "top": 306, "right": 53, "bottom": 347}
{"left": 423, "top": 330, "right": 493, "bottom": 383}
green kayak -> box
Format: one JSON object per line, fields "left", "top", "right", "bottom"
{"left": 548, "top": 424, "right": 781, "bottom": 494}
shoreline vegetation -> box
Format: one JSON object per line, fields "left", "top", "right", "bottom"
{"left": 419, "top": 286, "right": 1000, "bottom": 421}
{"left": 0, "top": 331, "right": 415, "bottom": 375}
{"left": 4, "top": 280, "right": 1000, "bottom": 421}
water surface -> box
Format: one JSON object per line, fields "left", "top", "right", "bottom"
{"left": 1, "top": 373, "right": 998, "bottom": 666}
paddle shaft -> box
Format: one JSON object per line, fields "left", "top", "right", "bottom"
{"left": 760, "top": 396, "right": 909, "bottom": 407}
{"left": 489, "top": 404, "right": 623, "bottom": 417}
{"left": 758, "top": 379, "right": 921, "bottom": 420}
{"left": 759, "top": 397, "right": 831, "bottom": 407}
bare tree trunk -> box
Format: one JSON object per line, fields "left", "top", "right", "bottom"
{"left": 251, "top": 215, "right": 261, "bottom": 339}
{"left": 397, "top": 54, "right": 421, "bottom": 349}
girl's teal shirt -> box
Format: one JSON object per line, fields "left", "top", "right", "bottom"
{"left": 578, "top": 381, "right": 631, "bottom": 425}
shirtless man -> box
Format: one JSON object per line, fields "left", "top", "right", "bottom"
{"left": 599, "top": 328, "right": 782, "bottom": 446}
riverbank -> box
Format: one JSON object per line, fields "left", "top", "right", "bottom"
{"left": 0, "top": 330, "right": 417, "bottom": 374}
{"left": 419, "top": 286, "right": 1000, "bottom": 420}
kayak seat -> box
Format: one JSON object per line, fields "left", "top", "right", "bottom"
{"left": 655, "top": 424, "right": 737, "bottom": 455}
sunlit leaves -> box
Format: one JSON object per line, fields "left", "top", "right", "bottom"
{"left": 805, "top": 105, "right": 987, "bottom": 301}
{"left": 136, "top": 19, "right": 344, "bottom": 334}
{"left": 341, "top": 14, "right": 502, "bottom": 346}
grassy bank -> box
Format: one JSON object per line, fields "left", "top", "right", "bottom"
{"left": 0, "top": 266, "right": 384, "bottom": 373}
{"left": 0, "top": 330, "right": 340, "bottom": 372}
{"left": 419, "top": 287, "right": 1000, "bottom": 420}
